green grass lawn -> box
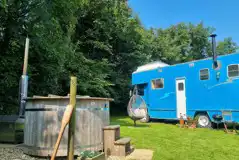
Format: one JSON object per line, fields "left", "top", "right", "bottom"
{"left": 111, "top": 117, "right": 239, "bottom": 160}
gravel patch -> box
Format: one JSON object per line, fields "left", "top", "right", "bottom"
{"left": 0, "top": 144, "right": 83, "bottom": 160}
{"left": 0, "top": 147, "right": 48, "bottom": 160}
{"left": 0, "top": 147, "right": 81, "bottom": 160}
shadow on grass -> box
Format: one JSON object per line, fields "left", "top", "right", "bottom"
{"left": 111, "top": 117, "right": 150, "bottom": 128}
{"left": 152, "top": 118, "right": 239, "bottom": 131}
{"left": 111, "top": 116, "right": 179, "bottom": 127}
{"left": 151, "top": 118, "right": 178, "bottom": 125}
{"left": 111, "top": 116, "right": 239, "bottom": 132}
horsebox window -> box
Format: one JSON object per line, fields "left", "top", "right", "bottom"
{"left": 151, "top": 78, "right": 164, "bottom": 89}
{"left": 200, "top": 69, "right": 209, "bottom": 80}
{"left": 137, "top": 84, "right": 146, "bottom": 96}
{"left": 178, "top": 82, "right": 184, "bottom": 91}
{"left": 228, "top": 64, "right": 239, "bottom": 77}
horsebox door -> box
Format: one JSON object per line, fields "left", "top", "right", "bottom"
{"left": 176, "top": 79, "right": 186, "bottom": 118}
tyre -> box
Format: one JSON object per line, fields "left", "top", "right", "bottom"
{"left": 140, "top": 114, "right": 150, "bottom": 123}
{"left": 195, "top": 113, "right": 212, "bottom": 128}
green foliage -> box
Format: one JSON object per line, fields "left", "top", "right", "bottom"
{"left": 150, "top": 22, "right": 214, "bottom": 64}
{"left": 0, "top": 0, "right": 238, "bottom": 114}
{"left": 217, "top": 37, "right": 238, "bottom": 55}
{"left": 79, "top": 150, "right": 101, "bottom": 158}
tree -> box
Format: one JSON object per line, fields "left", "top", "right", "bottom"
{"left": 216, "top": 37, "right": 238, "bottom": 55}
{"left": 150, "top": 22, "right": 214, "bottom": 64}
{"left": 0, "top": 0, "right": 31, "bottom": 114}
{"left": 0, "top": 0, "right": 79, "bottom": 114}
{"left": 0, "top": 0, "right": 150, "bottom": 114}
{"left": 72, "top": 0, "right": 151, "bottom": 113}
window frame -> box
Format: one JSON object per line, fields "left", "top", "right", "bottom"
{"left": 199, "top": 68, "right": 210, "bottom": 81}
{"left": 227, "top": 64, "right": 239, "bottom": 78}
{"left": 151, "top": 78, "right": 164, "bottom": 90}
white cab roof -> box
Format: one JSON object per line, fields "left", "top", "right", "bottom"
{"left": 133, "top": 61, "right": 169, "bottom": 73}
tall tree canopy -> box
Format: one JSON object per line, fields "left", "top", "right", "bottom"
{"left": 0, "top": 0, "right": 238, "bottom": 114}
{"left": 150, "top": 23, "right": 215, "bottom": 64}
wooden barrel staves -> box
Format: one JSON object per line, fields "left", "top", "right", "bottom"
{"left": 23, "top": 96, "right": 112, "bottom": 157}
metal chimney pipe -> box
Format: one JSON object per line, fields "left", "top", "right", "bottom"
{"left": 19, "top": 38, "right": 30, "bottom": 117}
{"left": 210, "top": 34, "right": 218, "bottom": 68}
{"left": 23, "top": 38, "right": 30, "bottom": 75}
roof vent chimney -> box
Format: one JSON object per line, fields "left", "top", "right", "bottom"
{"left": 210, "top": 34, "right": 218, "bottom": 68}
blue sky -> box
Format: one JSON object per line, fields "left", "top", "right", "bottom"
{"left": 128, "top": 0, "right": 239, "bottom": 44}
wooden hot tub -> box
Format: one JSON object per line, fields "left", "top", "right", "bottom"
{"left": 23, "top": 96, "right": 112, "bottom": 157}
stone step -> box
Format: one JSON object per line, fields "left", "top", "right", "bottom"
{"left": 104, "top": 125, "right": 121, "bottom": 157}
{"left": 103, "top": 125, "right": 120, "bottom": 141}
{"left": 107, "top": 149, "right": 153, "bottom": 160}
{"left": 114, "top": 137, "right": 131, "bottom": 145}
{"left": 113, "top": 137, "right": 131, "bottom": 157}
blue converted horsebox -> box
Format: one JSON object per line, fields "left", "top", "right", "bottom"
{"left": 130, "top": 35, "right": 239, "bottom": 127}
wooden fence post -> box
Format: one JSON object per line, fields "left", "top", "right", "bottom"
{"left": 67, "top": 76, "right": 77, "bottom": 160}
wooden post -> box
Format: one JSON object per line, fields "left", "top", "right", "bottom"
{"left": 67, "top": 76, "right": 77, "bottom": 160}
